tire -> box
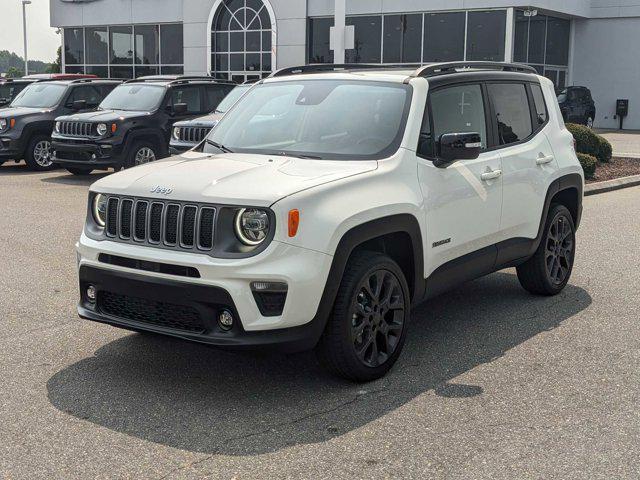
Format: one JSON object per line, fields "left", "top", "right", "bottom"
{"left": 124, "top": 140, "right": 160, "bottom": 169}
{"left": 24, "top": 134, "right": 55, "bottom": 171}
{"left": 315, "top": 251, "right": 410, "bottom": 382}
{"left": 517, "top": 204, "right": 576, "bottom": 296}
{"left": 66, "top": 167, "right": 94, "bottom": 176}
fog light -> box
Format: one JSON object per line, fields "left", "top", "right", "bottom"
{"left": 86, "top": 285, "right": 97, "bottom": 303}
{"left": 91, "top": 154, "right": 97, "bottom": 160}
{"left": 218, "top": 309, "right": 234, "bottom": 331}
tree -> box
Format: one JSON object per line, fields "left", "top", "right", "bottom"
{"left": 6, "top": 66, "right": 23, "bottom": 78}
{"left": 46, "top": 47, "right": 62, "bottom": 74}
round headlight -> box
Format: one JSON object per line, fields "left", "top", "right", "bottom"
{"left": 172, "top": 126, "right": 180, "bottom": 140}
{"left": 234, "top": 208, "right": 270, "bottom": 246}
{"left": 92, "top": 194, "right": 108, "bottom": 227}
{"left": 0, "top": 119, "right": 7, "bottom": 131}
{"left": 55, "top": 121, "right": 61, "bottom": 133}
{"left": 96, "top": 123, "right": 108, "bottom": 136}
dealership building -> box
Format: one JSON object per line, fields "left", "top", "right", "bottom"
{"left": 50, "top": 0, "right": 640, "bottom": 129}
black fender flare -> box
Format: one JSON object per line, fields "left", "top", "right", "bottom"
{"left": 20, "top": 121, "right": 55, "bottom": 151}
{"left": 122, "top": 128, "right": 168, "bottom": 159}
{"left": 305, "top": 214, "right": 425, "bottom": 347}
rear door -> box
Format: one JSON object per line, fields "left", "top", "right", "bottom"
{"left": 417, "top": 82, "right": 503, "bottom": 275}
{"left": 488, "top": 81, "right": 558, "bottom": 246}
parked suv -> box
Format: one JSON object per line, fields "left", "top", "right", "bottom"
{"left": 52, "top": 76, "right": 235, "bottom": 175}
{"left": 0, "top": 78, "right": 119, "bottom": 170}
{"left": 76, "top": 62, "right": 583, "bottom": 382}
{"left": 0, "top": 74, "right": 98, "bottom": 108}
{"left": 169, "top": 83, "right": 252, "bottom": 153}
{"left": 558, "top": 86, "right": 596, "bottom": 128}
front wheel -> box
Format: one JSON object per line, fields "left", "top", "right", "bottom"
{"left": 24, "top": 135, "right": 55, "bottom": 171}
{"left": 517, "top": 204, "right": 576, "bottom": 296}
{"left": 66, "top": 167, "right": 94, "bottom": 176}
{"left": 124, "top": 141, "right": 159, "bottom": 169}
{"left": 316, "top": 251, "right": 410, "bottom": 382}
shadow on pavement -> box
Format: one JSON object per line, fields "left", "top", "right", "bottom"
{"left": 40, "top": 171, "right": 112, "bottom": 186}
{"left": 47, "top": 272, "right": 592, "bottom": 455}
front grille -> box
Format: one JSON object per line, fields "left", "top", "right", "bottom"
{"left": 176, "top": 126, "right": 211, "bottom": 144}
{"left": 59, "top": 121, "right": 94, "bottom": 138}
{"left": 98, "top": 291, "right": 205, "bottom": 333}
{"left": 105, "top": 196, "right": 216, "bottom": 252}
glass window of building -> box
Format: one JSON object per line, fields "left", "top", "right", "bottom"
{"left": 514, "top": 10, "right": 528, "bottom": 63}
{"left": 423, "top": 12, "right": 466, "bottom": 63}
{"left": 110, "top": 26, "right": 133, "bottom": 65}
{"left": 86, "top": 27, "right": 108, "bottom": 65}
{"left": 527, "top": 14, "right": 547, "bottom": 65}
{"left": 134, "top": 25, "right": 159, "bottom": 65}
{"left": 211, "top": 0, "right": 273, "bottom": 82}
{"left": 161, "top": 23, "right": 184, "bottom": 65}
{"left": 545, "top": 18, "right": 570, "bottom": 66}
{"left": 466, "top": 10, "right": 506, "bottom": 61}
{"left": 308, "top": 17, "right": 333, "bottom": 63}
{"left": 383, "top": 14, "right": 422, "bottom": 64}
{"left": 64, "top": 28, "right": 84, "bottom": 65}
{"left": 346, "top": 16, "right": 382, "bottom": 63}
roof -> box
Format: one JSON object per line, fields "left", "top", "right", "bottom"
{"left": 125, "top": 75, "right": 235, "bottom": 86}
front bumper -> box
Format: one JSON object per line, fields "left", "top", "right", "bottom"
{"left": 51, "top": 138, "right": 124, "bottom": 168}
{"left": 0, "top": 135, "right": 23, "bottom": 160}
{"left": 77, "top": 234, "right": 334, "bottom": 351}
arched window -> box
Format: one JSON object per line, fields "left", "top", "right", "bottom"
{"left": 211, "top": 0, "right": 274, "bottom": 83}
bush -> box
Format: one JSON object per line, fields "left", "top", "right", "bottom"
{"left": 597, "top": 135, "right": 613, "bottom": 163}
{"left": 577, "top": 153, "right": 597, "bottom": 179}
{"left": 566, "top": 123, "right": 601, "bottom": 158}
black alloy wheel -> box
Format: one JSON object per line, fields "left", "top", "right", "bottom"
{"left": 545, "top": 213, "right": 574, "bottom": 287}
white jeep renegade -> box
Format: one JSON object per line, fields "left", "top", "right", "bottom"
{"left": 77, "top": 62, "right": 584, "bottom": 382}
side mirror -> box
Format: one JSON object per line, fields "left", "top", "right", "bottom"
{"left": 172, "top": 102, "right": 188, "bottom": 115}
{"left": 434, "top": 132, "right": 482, "bottom": 168}
{"left": 72, "top": 99, "right": 87, "bottom": 111}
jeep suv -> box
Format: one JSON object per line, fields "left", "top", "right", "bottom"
{"left": 0, "top": 74, "right": 97, "bottom": 108}
{"left": 558, "top": 86, "right": 596, "bottom": 128}
{"left": 0, "top": 78, "right": 119, "bottom": 170}
{"left": 52, "top": 76, "right": 235, "bottom": 175}
{"left": 169, "top": 83, "right": 252, "bottom": 154}
{"left": 76, "top": 62, "right": 583, "bottom": 382}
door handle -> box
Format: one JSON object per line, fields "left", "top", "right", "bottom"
{"left": 481, "top": 169, "right": 502, "bottom": 181}
{"left": 536, "top": 154, "right": 555, "bottom": 166}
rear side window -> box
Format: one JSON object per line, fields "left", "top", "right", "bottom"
{"left": 429, "top": 84, "right": 488, "bottom": 150}
{"left": 66, "top": 85, "right": 102, "bottom": 108}
{"left": 531, "top": 84, "right": 548, "bottom": 126}
{"left": 487, "top": 83, "right": 532, "bottom": 146}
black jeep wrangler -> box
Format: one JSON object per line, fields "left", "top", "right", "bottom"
{"left": 0, "top": 78, "right": 119, "bottom": 171}
{"left": 52, "top": 76, "right": 235, "bottom": 175}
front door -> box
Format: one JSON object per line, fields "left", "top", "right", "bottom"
{"left": 417, "top": 83, "right": 503, "bottom": 277}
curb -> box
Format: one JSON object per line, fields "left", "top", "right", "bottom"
{"left": 585, "top": 174, "right": 640, "bottom": 196}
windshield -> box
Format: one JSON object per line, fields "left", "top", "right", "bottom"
{"left": 215, "top": 85, "right": 251, "bottom": 113}
{"left": 99, "top": 84, "right": 166, "bottom": 111}
{"left": 202, "top": 80, "right": 411, "bottom": 160}
{"left": 11, "top": 83, "right": 67, "bottom": 108}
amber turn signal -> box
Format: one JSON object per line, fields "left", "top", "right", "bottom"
{"left": 288, "top": 209, "right": 300, "bottom": 237}
{"left": 10, "top": 118, "right": 16, "bottom": 128}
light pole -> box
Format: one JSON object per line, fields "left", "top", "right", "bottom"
{"left": 22, "top": 0, "right": 32, "bottom": 76}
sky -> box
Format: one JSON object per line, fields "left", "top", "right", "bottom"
{"left": 0, "top": 0, "right": 60, "bottom": 62}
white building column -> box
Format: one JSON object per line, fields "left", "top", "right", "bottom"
{"left": 331, "top": 0, "right": 346, "bottom": 63}
{"left": 505, "top": 7, "right": 515, "bottom": 62}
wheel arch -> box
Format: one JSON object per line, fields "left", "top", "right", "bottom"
{"left": 123, "top": 128, "right": 167, "bottom": 158}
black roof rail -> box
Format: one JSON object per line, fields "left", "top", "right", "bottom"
{"left": 412, "top": 61, "right": 538, "bottom": 78}
{"left": 69, "top": 78, "right": 125, "bottom": 84}
{"left": 270, "top": 63, "right": 417, "bottom": 77}
{"left": 124, "top": 75, "right": 232, "bottom": 85}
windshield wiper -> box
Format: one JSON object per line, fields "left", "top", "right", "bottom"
{"left": 281, "top": 152, "right": 323, "bottom": 160}
{"left": 206, "top": 139, "right": 234, "bottom": 153}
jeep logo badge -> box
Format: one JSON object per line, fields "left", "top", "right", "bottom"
{"left": 150, "top": 186, "right": 173, "bottom": 195}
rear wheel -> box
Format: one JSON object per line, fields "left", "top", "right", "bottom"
{"left": 517, "top": 204, "right": 576, "bottom": 296}
{"left": 316, "top": 251, "right": 410, "bottom": 382}
{"left": 66, "top": 167, "right": 94, "bottom": 176}
{"left": 24, "top": 135, "right": 55, "bottom": 171}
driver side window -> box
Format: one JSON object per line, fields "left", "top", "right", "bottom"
{"left": 419, "top": 84, "right": 488, "bottom": 157}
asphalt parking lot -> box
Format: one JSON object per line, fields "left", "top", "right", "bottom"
{"left": 1, "top": 162, "right": 639, "bottom": 479}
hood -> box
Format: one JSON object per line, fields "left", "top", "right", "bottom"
{"left": 174, "top": 112, "right": 223, "bottom": 128}
{"left": 91, "top": 151, "right": 378, "bottom": 206}
{"left": 0, "top": 106, "right": 48, "bottom": 119}
{"left": 56, "top": 109, "right": 148, "bottom": 122}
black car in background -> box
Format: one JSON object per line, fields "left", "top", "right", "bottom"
{"left": 558, "top": 86, "right": 596, "bottom": 128}
{"left": 52, "top": 76, "right": 235, "bottom": 175}
{"left": 0, "top": 74, "right": 97, "bottom": 109}
{"left": 0, "top": 78, "right": 120, "bottom": 170}
{"left": 169, "top": 83, "right": 253, "bottom": 154}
